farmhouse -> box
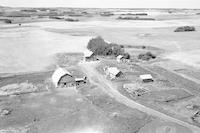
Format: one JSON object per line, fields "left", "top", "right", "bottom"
{"left": 52, "top": 67, "right": 75, "bottom": 87}
{"left": 105, "top": 67, "right": 122, "bottom": 79}
{"left": 139, "top": 74, "right": 153, "bottom": 82}
{"left": 84, "top": 50, "right": 94, "bottom": 61}
{"left": 116, "top": 55, "right": 124, "bottom": 62}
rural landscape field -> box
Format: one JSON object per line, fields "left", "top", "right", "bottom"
{"left": 1, "top": 5, "right": 200, "bottom": 133}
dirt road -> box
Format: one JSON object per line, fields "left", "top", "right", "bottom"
{"left": 79, "top": 61, "right": 200, "bottom": 133}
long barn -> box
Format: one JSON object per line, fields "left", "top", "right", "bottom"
{"left": 52, "top": 67, "right": 75, "bottom": 87}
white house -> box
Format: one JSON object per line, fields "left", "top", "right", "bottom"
{"left": 52, "top": 67, "right": 75, "bottom": 87}
{"left": 106, "top": 67, "right": 122, "bottom": 79}
{"left": 116, "top": 55, "right": 124, "bottom": 62}
{"left": 83, "top": 49, "right": 94, "bottom": 61}
{"left": 139, "top": 74, "right": 153, "bottom": 82}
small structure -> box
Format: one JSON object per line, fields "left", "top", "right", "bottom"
{"left": 139, "top": 74, "right": 153, "bottom": 82}
{"left": 105, "top": 67, "right": 122, "bottom": 79}
{"left": 84, "top": 50, "right": 95, "bottom": 61}
{"left": 116, "top": 55, "right": 124, "bottom": 62}
{"left": 75, "top": 76, "right": 87, "bottom": 86}
{"left": 52, "top": 67, "right": 75, "bottom": 87}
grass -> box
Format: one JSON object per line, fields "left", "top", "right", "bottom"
{"left": 53, "top": 52, "right": 83, "bottom": 67}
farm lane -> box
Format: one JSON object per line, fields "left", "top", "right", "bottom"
{"left": 79, "top": 61, "right": 200, "bottom": 133}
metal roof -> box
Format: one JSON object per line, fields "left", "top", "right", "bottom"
{"left": 52, "top": 67, "right": 72, "bottom": 87}
{"left": 107, "top": 67, "right": 121, "bottom": 76}
{"left": 75, "top": 78, "right": 85, "bottom": 82}
{"left": 117, "top": 55, "right": 124, "bottom": 60}
{"left": 84, "top": 49, "right": 94, "bottom": 57}
{"left": 139, "top": 74, "right": 153, "bottom": 80}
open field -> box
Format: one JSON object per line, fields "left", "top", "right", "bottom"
{"left": 1, "top": 6, "right": 200, "bottom": 133}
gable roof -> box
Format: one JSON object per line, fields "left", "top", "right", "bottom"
{"left": 84, "top": 49, "right": 94, "bottom": 57}
{"left": 139, "top": 74, "right": 153, "bottom": 80}
{"left": 75, "top": 78, "right": 85, "bottom": 82}
{"left": 117, "top": 55, "right": 124, "bottom": 60}
{"left": 52, "top": 67, "right": 72, "bottom": 87}
{"left": 107, "top": 67, "right": 121, "bottom": 76}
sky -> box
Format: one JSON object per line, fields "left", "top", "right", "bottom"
{"left": 1, "top": 0, "right": 200, "bottom": 8}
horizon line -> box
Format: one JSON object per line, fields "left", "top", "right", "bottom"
{"left": 1, "top": 5, "right": 200, "bottom": 10}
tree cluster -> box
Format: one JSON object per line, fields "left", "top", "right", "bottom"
{"left": 174, "top": 26, "right": 196, "bottom": 32}
{"left": 87, "top": 36, "right": 130, "bottom": 58}
{"left": 138, "top": 52, "right": 156, "bottom": 61}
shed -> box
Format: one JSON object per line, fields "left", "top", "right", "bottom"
{"left": 84, "top": 50, "right": 94, "bottom": 61}
{"left": 75, "top": 77, "right": 87, "bottom": 86}
{"left": 117, "top": 55, "right": 124, "bottom": 62}
{"left": 106, "top": 67, "right": 122, "bottom": 79}
{"left": 139, "top": 74, "right": 153, "bottom": 82}
{"left": 52, "top": 67, "right": 75, "bottom": 87}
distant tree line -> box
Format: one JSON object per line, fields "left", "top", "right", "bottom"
{"left": 174, "top": 26, "right": 196, "bottom": 32}
{"left": 87, "top": 36, "right": 130, "bottom": 59}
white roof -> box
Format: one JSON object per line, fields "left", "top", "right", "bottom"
{"left": 107, "top": 67, "right": 121, "bottom": 76}
{"left": 117, "top": 55, "right": 124, "bottom": 60}
{"left": 52, "top": 67, "right": 72, "bottom": 87}
{"left": 84, "top": 49, "right": 94, "bottom": 57}
{"left": 139, "top": 74, "right": 153, "bottom": 80}
{"left": 105, "top": 40, "right": 111, "bottom": 44}
{"left": 75, "top": 78, "right": 85, "bottom": 82}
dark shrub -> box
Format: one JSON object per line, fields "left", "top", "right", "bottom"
{"left": 174, "top": 26, "right": 196, "bottom": 32}
{"left": 4, "top": 19, "right": 12, "bottom": 24}
{"left": 120, "top": 45, "right": 124, "bottom": 48}
{"left": 65, "top": 18, "right": 79, "bottom": 22}
{"left": 142, "top": 46, "right": 146, "bottom": 49}
{"left": 49, "top": 16, "right": 64, "bottom": 20}
{"left": 87, "top": 36, "right": 125, "bottom": 56}
{"left": 138, "top": 52, "right": 156, "bottom": 61}
{"left": 21, "top": 9, "right": 37, "bottom": 12}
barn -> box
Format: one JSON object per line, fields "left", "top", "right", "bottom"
{"left": 105, "top": 67, "right": 122, "bottom": 79}
{"left": 116, "top": 55, "right": 124, "bottom": 62}
{"left": 52, "top": 67, "right": 75, "bottom": 87}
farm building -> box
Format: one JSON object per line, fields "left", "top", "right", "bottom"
{"left": 52, "top": 67, "right": 75, "bottom": 87}
{"left": 116, "top": 55, "right": 124, "bottom": 62}
{"left": 139, "top": 74, "right": 153, "bottom": 82}
{"left": 105, "top": 67, "right": 122, "bottom": 79}
{"left": 75, "top": 76, "right": 87, "bottom": 86}
{"left": 84, "top": 50, "right": 95, "bottom": 61}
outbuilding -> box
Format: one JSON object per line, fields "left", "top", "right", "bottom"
{"left": 105, "top": 67, "right": 122, "bottom": 79}
{"left": 52, "top": 67, "right": 75, "bottom": 87}
{"left": 84, "top": 50, "right": 94, "bottom": 61}
{"left": 139, "top": 74, "right": 153, "bottom": 82}
{"left": 116, "top": 55, "right": 124, "bottom": 62}
{"left": 75, "top": 76, "right": 87, "bottom": 86}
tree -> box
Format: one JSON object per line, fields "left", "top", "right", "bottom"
{"left": 138, "top": 52, "right": 156, "bottom": 61}
{"left": 87, "top": 36, "right": 126, "bottom": 56}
